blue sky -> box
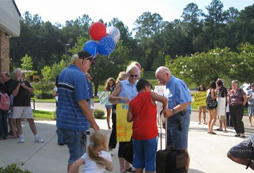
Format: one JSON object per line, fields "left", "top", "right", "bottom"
{"left": 15, "top": 0, "right": 254, "bottom": 30}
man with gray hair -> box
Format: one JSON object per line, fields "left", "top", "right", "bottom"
{"left": 155, "top": 66, "right": 192, "bottom": 170}
{"left": 10, "top": 68, "right": 44, "bottom": 143}
{"left": 57, "top": 51, "right": 99, "bottom": 172}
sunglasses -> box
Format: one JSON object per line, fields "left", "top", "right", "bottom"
{"left": 129, "top": 75, "right": 139, "bottom": 78}
{"left": 80, "top": 56, "right": 96, "bottom": 65}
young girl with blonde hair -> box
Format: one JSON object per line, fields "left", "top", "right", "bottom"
{"left": 69, "top": 131, "right": 113, "bottom": 173}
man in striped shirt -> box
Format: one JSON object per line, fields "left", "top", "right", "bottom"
{"left": 57, "top": 51, "right": 99, "bottom": 172}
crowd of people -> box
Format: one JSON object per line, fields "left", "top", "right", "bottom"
{"left": 52, "top": 50, "right": 193, "bottom": 173}
{"left": 0, "top": 69, "right": 44, "bottom": 143}
{"left": 197, "top": 79, "right": 253, "bottom": 138}
{"left": 1, "top": 50, "right": 254, "bottom": 172}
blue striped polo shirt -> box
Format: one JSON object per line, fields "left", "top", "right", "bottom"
{"left": 57, "top": 65, "right": 90, "bottom": 131}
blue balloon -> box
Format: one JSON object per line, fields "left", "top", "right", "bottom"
{"left": 83, "top": 40, "right": 99, "bottom": 55}
{"left": 98, "top": 35, "right": 116, "bottom": 56}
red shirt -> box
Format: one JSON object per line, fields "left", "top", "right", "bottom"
{"left": 129, "top": 92, "right": 157, "bottom": 140}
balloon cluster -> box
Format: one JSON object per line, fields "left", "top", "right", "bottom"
{"left": 83, "top": 22, "right": 121, "bottom": 56}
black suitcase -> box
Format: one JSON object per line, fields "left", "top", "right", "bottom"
{"left": 156, "top": 147, "right": 188, "bottom": 173}
{"left": 156, "top": 112, "right": 188, "bottom": 173}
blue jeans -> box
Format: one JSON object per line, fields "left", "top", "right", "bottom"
{"left": 57, "top": 127, "right": 64, "bottom": 144}
{"left": 167, "top": 109, "right": 191, "bottom": 149}
{"left": 0, "top": 110, "right": 8, "bottom": 138}
{"left": 60, "top": 128, "right": 86, "bottom": 163}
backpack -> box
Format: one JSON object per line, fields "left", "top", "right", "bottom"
{"left": 0, "top": 93, "right": 10, "bottom": 110}
{"left": 206, "top": 91, "right": 218, "bottom": 110}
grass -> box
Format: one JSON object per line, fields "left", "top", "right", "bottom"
{"left": 32, "top": 110, "right": 55, "bottom": 120}
{"left": 32, "top": 97, "right": 55, "bottom": 102}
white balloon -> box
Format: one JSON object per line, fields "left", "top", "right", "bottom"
{"left": 107, "top": 26, "right": 121, "bottom": 44}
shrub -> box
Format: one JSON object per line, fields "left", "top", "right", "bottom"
{"left": 94, "top": 109, "right": 105, "bottom": 119}
{"left": 32, "top": 81, "right": 54, "bottom": 99}
{"left": 0, "top": 164, "right": 32, "bottom": 173}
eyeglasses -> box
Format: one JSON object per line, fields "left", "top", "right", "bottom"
{"left": 129, "top": 75, "right": 139, "bottom": 78}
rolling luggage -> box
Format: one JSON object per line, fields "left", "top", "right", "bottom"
{"left": 156, "top": 112, "right": 188, "bottom": 173}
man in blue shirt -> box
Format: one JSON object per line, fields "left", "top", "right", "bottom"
{"left": 155, "top": 66, "right": 191, "bottom": 171}
{"left": 57, "top": 51, "right": 99, "bottom": 172}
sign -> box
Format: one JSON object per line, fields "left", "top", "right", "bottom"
{"left": 193, "top": 92, "right": 207, "bottom": 107}
{"left": 116, "top": 103, "right": 133, "bottom": 142}
{"left": 217, "top": 97, "right": 226, "bottom": 115}
{"left": 98, "top": 91, "right": 111, "bottom": 105}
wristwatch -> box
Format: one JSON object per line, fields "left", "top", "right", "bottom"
{"left": 172, "top": 108, "right": 176, "bottom": 115}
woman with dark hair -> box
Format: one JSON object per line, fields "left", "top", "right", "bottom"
{"left": 216, "top": 79, "right": 228, "bottom": 132}
{"left": 207, "top": 81, "right": 217, "bottom": 135}
{"left": 197, "top": 84, "right": 207, "bottom": 124}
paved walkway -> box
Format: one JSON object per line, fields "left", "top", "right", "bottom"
{"left": 0, "top": 109, "right": 254, "bottom": 172}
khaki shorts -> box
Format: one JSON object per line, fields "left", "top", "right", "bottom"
{"left": 11, "top": 106, "right": 33, "bottom": 119}
{"left": 218, "top": 115, "right": 226, "bottom": 121}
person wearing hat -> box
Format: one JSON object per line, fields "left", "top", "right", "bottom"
{"left": 57, "top": 51, "right": 99, "bottom": 172}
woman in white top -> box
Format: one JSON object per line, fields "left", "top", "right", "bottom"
{"left": 69, "top": 131, "right": 113, "bottom": 173}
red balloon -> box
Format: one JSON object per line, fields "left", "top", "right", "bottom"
{"left": 89, "top": 22, "right": 106, "bottom": 41}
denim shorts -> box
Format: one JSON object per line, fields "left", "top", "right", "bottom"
{"left": 248, "top": 104, "right": 254, "bottom": 116}
{"left": 133, "top": 137, "right": 157, "bottom": 172}
{"left": 60, "top": 128, "right": 86, "bottom": 163}
{"left": 167, "top": 109, "right": 191, "bottom": 149}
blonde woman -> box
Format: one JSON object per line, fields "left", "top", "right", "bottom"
{"left": 104, "top": 78, "right": 116, "bottom": 129}
{"left": 109, "top": 64, "right": 139, "bottom": 173}
{"left": 108, "top": 71, "right": 128, "bottom": 155}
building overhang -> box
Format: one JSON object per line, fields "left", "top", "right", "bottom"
{"left": 0, "top": 0, "right": 21, "bottom": 37}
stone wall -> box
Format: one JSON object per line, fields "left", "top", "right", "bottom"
{"left": 0, "top": 30, "right": 10, "bottom": 73}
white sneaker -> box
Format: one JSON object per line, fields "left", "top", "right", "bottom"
{"left": 19, "top": 136, "right": 25, "bottom": 143}
{"left": 34, "top": 136, "right": 44, "bottom": 143}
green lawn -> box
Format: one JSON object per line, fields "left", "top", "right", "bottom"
{"left": 32, "top": 97, "right": 55, "bottom": 102}
{"left": 32, "top": 110, "right": 55, "bottom": 120}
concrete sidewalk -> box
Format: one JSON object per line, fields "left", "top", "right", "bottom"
{"left": 0, "top": 116, "right": 253, "bottom": 173}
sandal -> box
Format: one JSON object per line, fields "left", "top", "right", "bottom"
{"left": 208, "top": 131, "right": 216, "bottom": 135}
{"left": 216, "top": 128, "right": 223, "bottom": 131}
{"left": 126, "top": 167, "right": 135, "bottom": 172}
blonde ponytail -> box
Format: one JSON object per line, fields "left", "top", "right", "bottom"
{"left": 88, "top": 131, "right": 110, "bottom": 167}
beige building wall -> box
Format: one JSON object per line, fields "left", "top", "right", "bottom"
{"left": 0, "top": 30, "right": 10, "bottom": 73}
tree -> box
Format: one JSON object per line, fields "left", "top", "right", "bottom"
{"left": 133, "top": 12, "right": 163, "bottom": 40}
{"left": 21, "top": 54, "right": 33, "bottom": 70}
{"left": 41, "top": 65, "right": 51, "bottom": 81}
{"left": 203, "top": 0, "right": 228, "bottom": 48}
{"left": 50, "top": 59, "right": 66, "bottom": 80}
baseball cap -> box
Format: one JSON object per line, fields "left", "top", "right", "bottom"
{"left": 77, "top": 51, "right": 96, "bottom": 64}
